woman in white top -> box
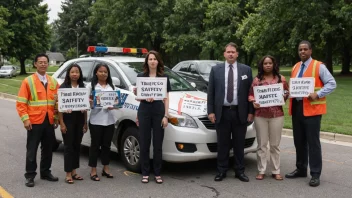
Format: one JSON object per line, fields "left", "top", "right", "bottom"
{"left": 87, "top": 63, "right": 117, "bottom": 181}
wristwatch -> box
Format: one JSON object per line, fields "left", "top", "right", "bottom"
{"left": 164, "top": 115, "right": 169, "bottom": 119}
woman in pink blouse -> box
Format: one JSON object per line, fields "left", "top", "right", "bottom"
{"left": 248, "top": 55, "right": 289, "bottom": 181}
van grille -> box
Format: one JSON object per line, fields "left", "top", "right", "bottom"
{"left": 198, "top": 117, "right": 215, "bottom": 130}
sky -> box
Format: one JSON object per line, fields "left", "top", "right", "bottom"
{"left": 43, "top": 0, "right": 64, "bottom": 23}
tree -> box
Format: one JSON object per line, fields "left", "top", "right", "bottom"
{"left": 0, "top": 0, "right": 50, "bottom": 74}
{"left": 90, "top": 0, "right": 173, "bottom": 62}
{"left": 0, "top": 6, "right": 13, "bottom": 53}
{"left": 57, "top": 0, "right": 102, "bottom": 56}
{"left": 333, "top": 0, "right": 352, "bottom": 74}
{"left": 202, "top": 0, "right": 258, "bottom": 65}
{"left": 162, "top": 0, "right": 207, "bottom": 63}
{"left": 49, "top": 22, "right": 61, "bottom": 52}
{"left": 237, "top": 0, "right": 351, "bottom": 74}
{"left": 66, "top": 47, "right": 77, "bottom": 60}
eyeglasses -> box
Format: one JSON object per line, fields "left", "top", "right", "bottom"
{"left": 37, "top": 61, "right": 48, "bottom": 65}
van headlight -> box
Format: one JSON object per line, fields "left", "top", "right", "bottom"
{"left": 168, "top": 109, "right": 198, "bottom": 128}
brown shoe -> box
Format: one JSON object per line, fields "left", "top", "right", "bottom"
{"left": 272, "top": 174, "right": 284, "bottom": 180}
{"left": 256, "top": 174, "right": 265, "bottom": 180}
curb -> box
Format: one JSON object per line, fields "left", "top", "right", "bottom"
{"left": 282, "top": 128, "right": 352, "bottom": 144}
{"left": 0, "top": 92, "right": 17, "bottom": 100}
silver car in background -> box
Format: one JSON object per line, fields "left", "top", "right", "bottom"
{"left": 0, "top": 65, "right": 18, "bottom": 78}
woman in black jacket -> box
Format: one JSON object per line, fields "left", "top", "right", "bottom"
{"left": 59, "top": 64, "right": 88, "bottom": 184}
{"left": 136, "top": 51, "right": 171, "bottom": 184}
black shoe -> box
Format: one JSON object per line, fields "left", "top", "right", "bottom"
{"left": 214, "top": 173, "right": 227, "bottom": 181}
{"left": 285, "top": 169, "right": 307, "bottom": 178}
{"left": 235, "top": 173, "right": 249, "bottom": 182}
{"left": 309, "top": 177, "right": 320, "bottom": 187}
{"left": 40, "top": 173, "right": 59, "bottom": 182}
{"left": 102, "top": 170, "right": 114, "bottom": 178}
{"left": 25, "top": 178, "right": 35, "bottom": 187}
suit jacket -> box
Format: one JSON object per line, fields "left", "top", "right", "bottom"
{"left": 207, "top": 62, "right": 254, "bottom": 124}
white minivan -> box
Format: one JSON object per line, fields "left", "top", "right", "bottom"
{"left": 52, "top": 50, "right": 257, "bottom": 172}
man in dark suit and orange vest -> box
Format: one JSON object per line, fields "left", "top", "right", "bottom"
{"left": 285, "top": 41, "right": 336, "bottom": 187}
{"left": 16, "top": 54, "right": 60, "bottom": 187}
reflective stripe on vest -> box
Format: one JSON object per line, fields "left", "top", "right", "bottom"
{"left": 28, "top": 76, "right": 38, "bottom": 101}
{"left": 17, "top": 96, "right": 28, "bottom": 104}
{"left": 310, "top": 60, "right": 326, "bottom": 105}
{"left": 21, "top": 114, "right": 29, "bottom": 121}
{"left": 27, "top": 75, "right": 57, "bottom": 106}
{"left": 28, "top": 100, "right": 55, "bottom": 106}
{"left": 48, "top": 76, "right": 57, "bottom": 90}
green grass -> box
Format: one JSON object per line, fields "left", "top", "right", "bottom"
{"left": 0, "top": 66, "right": 59, "bottom": 95}
{"left": 23, "top": 66, "right": 59, "bottom": 73}
{"left": 0, "top": 77, "right": 23, "bottom": 95}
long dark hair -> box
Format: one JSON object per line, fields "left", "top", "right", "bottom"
{"left": 63, "top": 64, "right": 85, "bottom": 88}
{"left": 91, "top": 63, "right": 114, "bottom": 91}
{"left": 143, "top": 50, "right": 164, "bottom": 76}
{"left": 257, "top": 55, "right": 282, "bottom": 83}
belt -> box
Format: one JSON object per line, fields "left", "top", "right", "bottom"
{"left": 223, "top": 105, "right": 238, "bottom": 110}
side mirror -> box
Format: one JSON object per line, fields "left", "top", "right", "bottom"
{"left": 190, "top": 82, "right": 196, "bottom": 88}
{"left": 112, "top": 77, "right": 121, "bottom": 87}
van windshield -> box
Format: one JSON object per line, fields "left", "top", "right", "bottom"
{"left": 116, "top": 62, "right": 197, "bottom": 92}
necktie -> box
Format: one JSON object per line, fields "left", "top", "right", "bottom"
{"left": 227, "top": 64, "right": 234, "bottom": 103}
{"left": 298, "top": 63, "right": 305, "bottom": 78}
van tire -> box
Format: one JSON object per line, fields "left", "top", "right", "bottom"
{"left": 120, "top": 126, "right": 141, "bottom": 173}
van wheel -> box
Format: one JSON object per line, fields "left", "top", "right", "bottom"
{"left": 52, "top": 140, "right": 61, "bottom": 152}
{"left": 120, "top": 126, "right": 141, "bottom": 173}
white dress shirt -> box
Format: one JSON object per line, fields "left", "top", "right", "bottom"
{"left": 36, "top": 72, "right": 47, "bottom": 85}
{"left": 87, "top": 83, "right": 118, "bottom": 126}
{"left": 223, "top": 61, "right": 238, "bottom": 105}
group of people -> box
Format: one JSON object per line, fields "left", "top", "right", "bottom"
{"left": 16, "top": 40, "right": 336, "bottom": 188}
{"left": 16, "top": 51, "right": 170, "bottom": 187}
{"left": 207, "top": 41, "right": 336, "bottom": 187}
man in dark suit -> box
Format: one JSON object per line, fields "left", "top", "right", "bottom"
{"left": 207, "top": 42, "right": 254, "bottom": 182}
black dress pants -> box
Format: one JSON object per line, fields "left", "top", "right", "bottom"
{"left": 25, "top": 115, "right": 55, "bottom": 179}
{"left": 215, "top": 106, "right": 247, "bottom": 174}
{"left": 137, "top": 101, "right": 165, "bottom": 176}
{"left": 292, "top": 100, "right": 322, "bottom": 177}
{"left": 88, "top": 123, "right": 114, "bottom": 167}
{"left": 62, "top": 112, "right": 84, "bottom": 172}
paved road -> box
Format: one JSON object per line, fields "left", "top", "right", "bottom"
{"left": 0, "top": 98, "right": 352, "bottom": 198}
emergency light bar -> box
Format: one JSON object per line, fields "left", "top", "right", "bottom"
{"left": 87, "top": 46, "right": 148, "bottom": 54}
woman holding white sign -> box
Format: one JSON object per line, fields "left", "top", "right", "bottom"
{"left": 136, "top": 51, "right": 171, "bottom": 184}
{"left": 87, "top": 63, "right": 118, "bottom": 181}
{"left": 248, "top": 55, "right": 289, "bottom": 181}
{"left": 59, "top": 64, "right": 88, "bottom": 184}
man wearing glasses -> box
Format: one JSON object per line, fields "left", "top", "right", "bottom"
{"left": 16, "top": 54, "right": 60, "bottom": 187}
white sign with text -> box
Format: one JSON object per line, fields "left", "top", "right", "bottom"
{"left": 289, "top": 77, "right": 315, "bottom": 97}
{"left": 136, "top": 77, "right": 167, "bottom": 100}
{"left": 92, "top": 90, "right": 121, "bottom": 109}
{"left": 253, "top": 83, "right": 285, "bottom": 107}
{"left": 178, "top": 94, "right": 207, "bottom": 115}
{"left": 58, "top": 88, "right": 90, "bottom": 112}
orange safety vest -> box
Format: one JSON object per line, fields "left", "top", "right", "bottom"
{"left": 289, "top": 59, "right": 326, "bottom": 116}
{"left": 16, "top": 74, "right": 59, "bottom": 124}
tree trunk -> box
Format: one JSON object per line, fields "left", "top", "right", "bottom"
{"left": 209, "top": 48, "right": 215, "bottom": 60}
{"left": 325, "top": 35, "right": 333, "bottom": 74}
{"left": 341, "top": 40, "right": 351, "bottom": 75}
{"left": 245, "top": 51, "right": 254, "bottom": 67}
{"left": 19, "top": 57, "right": 27, "bottom": 75}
